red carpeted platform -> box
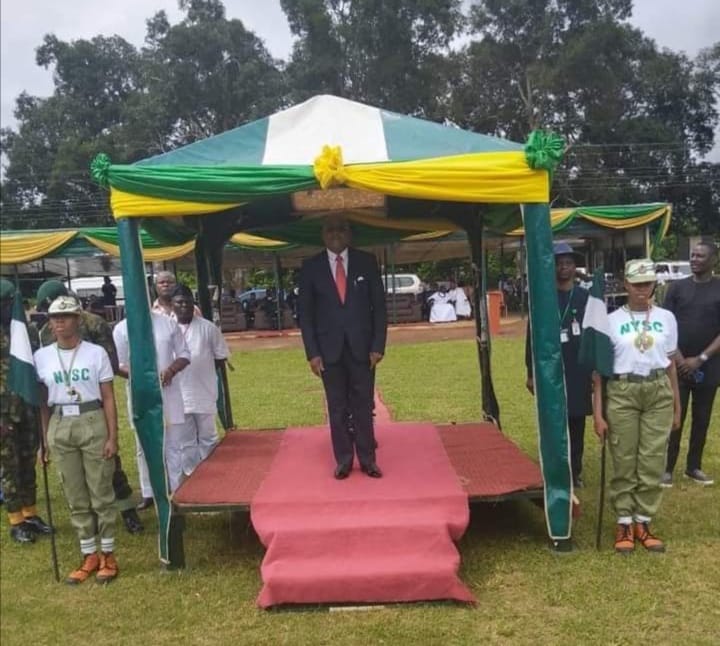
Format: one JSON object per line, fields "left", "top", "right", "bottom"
{"left": 250, "top": 422, "right": 474, "bottom": 608}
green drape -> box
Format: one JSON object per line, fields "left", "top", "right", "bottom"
{"left": 116, "top": 218, "right": 173, "bottom": 563}
{"left": 523, "top": 203, "right": 573, "bottom": 542}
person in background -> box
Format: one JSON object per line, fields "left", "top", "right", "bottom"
{"left": 428, "top": 285, "right": 457, "bottom": 323}
{"left": 171, "top": 284, "right": 229, "bottom": 472}
{"left": 0, "top": 279, "right": 52, "bottom": 544}
{"left": 152, "top": 271, "right": 202, "bottom": 319}
{"left": 101, "top": 276, "right": 117, "bottom": 308}
{"left": 113, "top": 310, "right": 191, "bottom": 503}
{"left": 593, "top": 259, "right": 681, "bottom": 554}
{"left": 36, "top": 280, "right": 143, "bottom": 534}
{"left": 662, "top": 241, "right": 720, "bottom": 487}
{"left": 35, "top": 296, "right": 120, "bottom": 584}
{"left": 526, "top": 242, "right": 592, "bottom": 488}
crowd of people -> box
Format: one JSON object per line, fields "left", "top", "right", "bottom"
{"left": 0, "top": 233, "right": 717, "bottom": 581}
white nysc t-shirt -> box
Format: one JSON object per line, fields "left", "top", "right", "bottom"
{"left": 113, "top": 312, "right": 191, "bottom": 425}
{"left": 34, "top": 340, "right": 113, "bottom": 406}
{"left": 607, "top": 305, "right": 678, "bottom": 376}
{"left": 176, "top": 316, "right": 229, "bottom": 414}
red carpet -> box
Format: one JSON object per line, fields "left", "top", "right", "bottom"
{"left": 250, "top": 422, "right": 474, "bottom": 608}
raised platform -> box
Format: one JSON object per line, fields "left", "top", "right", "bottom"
{"left": 173, "top": 422, "right": 544, "bottom": 513}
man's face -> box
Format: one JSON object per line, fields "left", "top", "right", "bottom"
{"left": 321, "top": 216, "right": 351, "bottom": 254}
{"left": 555, "top": 255, "right": 576, "bottom": 282}
{"left": 156, "top": 275, "right": 177, "bottom": 298}
{"left": 172, "top": 295, "right": 194, "bottom": 323}
{"left": 690, "top": 244, "right": 715, "bottom": 276}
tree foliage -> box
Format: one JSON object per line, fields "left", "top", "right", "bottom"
{"left": 1, "top": 0, "right": 719, "bottom": 235}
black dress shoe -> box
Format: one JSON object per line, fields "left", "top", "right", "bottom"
{"left": 121, "top": 509, "right": 144, "bottom": 534}
{"left": 334, "top": 464, "right": 352, "bottom": 480}
{"left": 23, "top": 515, "right": 54, "bottom": 535}
{"left": 10, "top": 523, "right": 36, "bottom": 544}
{"left": 136, "top": 497, "right": 154, "bottom": 511}
{"left": 360, "top": 463, "right": 383, "bottom": 478}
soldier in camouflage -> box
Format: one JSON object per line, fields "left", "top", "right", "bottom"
{"left": 36, "top": 281, "right": 143, "bottom": 534}
{"left": 1, "top": 279, "right": 53, "bottom": 543}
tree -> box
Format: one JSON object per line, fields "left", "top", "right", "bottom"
{"left": 281, "top": 0, "right": 464, "bottom": 117}
{"left": 452, "top": 1, "right": 720, "bottom": 233}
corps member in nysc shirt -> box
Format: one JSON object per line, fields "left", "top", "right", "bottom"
{"left": 592, "top": 260, "right": 681, "bottom": 555}
{"left": 35, "top": 296, "right": 120, "bottom": 585}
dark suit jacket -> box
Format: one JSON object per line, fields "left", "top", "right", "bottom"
{"left": 299, "top": 247, "right": 387, "bottom": 364}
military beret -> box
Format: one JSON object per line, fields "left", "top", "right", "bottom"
{"left": 37, "top": 279, "right": 68, "bottom": 305}
{"left": 0, "top": 278, "right": 16, "bottom": 301}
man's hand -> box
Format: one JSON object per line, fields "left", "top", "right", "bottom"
{"left": 309, "top": 356, "right": 325, "bottom": 377}
{"left": 369, "top": 352, "right": 383, "bottom": 369}
{"left": 672, "top": 404, "right": 682, "bottom": 432}
{"left": 103, "top": 437, "right": 118, "bottom": 460}
{"left": 678, "top": 355, "right": 702, "bottom": 377}
{"left": 160, "top": 367, "right": 175, "bottom": 387}
{"left": 594, "top": 415, "right": 609, "bottom": 440}
{"left": 525, "top": 376, "right": 534, "bottom": 395}
{"left": 37, "top": 447, "right": 50, "bottom": 466}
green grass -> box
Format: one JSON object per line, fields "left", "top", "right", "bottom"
{"left": 1, "top": 337, "right": 718, "bottom": 645}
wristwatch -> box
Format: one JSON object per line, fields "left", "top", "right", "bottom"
{"left": 699, "top": 352, "right": 709, "bottom": 363}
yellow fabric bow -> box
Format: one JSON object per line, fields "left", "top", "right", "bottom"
{"left": 313, "top": 145, "right": 347, "bottom": 190}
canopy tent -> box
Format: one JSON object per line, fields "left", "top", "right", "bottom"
{"left": 89, "top": 94, "right": 575, "bottom": 563}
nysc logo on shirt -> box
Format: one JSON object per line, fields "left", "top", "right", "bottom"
{"left": 620, "top": 321, "right": 664, "bottom": 335}
{"left": 53, "top": 369, "right": 91, "bottom": 384}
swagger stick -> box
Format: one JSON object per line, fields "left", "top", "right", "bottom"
{"left": 38, "top": 424, "right": 60, "bottom": 582}
{"left": 595, "top": 434, "right": 607, "bottom": 551}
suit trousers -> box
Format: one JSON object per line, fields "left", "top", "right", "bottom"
{"left": 666, "top": 379, "right": 717, "bottom": 473}
{"left": 321, "top": 342, "right": 376, "bottom": 468}
{"left": 568, "top": 415, "right": 586, "bottom": 481}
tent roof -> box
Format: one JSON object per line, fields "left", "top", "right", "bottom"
{"left": 138, "top": 95, "right": 523, "bottom": 168}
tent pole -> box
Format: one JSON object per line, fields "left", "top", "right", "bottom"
{"left": 65, "top": 258, "right": 72, "bottom": 291}
{"left": 273, "top": 253, "right": 282, "bottom": 331}
{"left": 519, "top": 237, "right": 526, "bottom": 320}
{"left": 390, "top": 243, "right": 397, "bottom": 325}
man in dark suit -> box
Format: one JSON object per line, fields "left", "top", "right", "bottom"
{"left": 299, "top": 214, "right": 387, "bottom": 479}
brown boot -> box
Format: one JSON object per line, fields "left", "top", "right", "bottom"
{"left": 614, "top": 523, "right": 634, "bottom": 554}
{"left": 634, "top": 522, "right": 666, "bottom": 553}
{"left": 96, "top": 552, "right": 119, "bottom": 583}
{"left": 66, "top": 553, "right": 100, "bottom": 585}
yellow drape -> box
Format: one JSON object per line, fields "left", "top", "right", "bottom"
{"left": 0, "top": 231, "right": 78, "bottom": 264}
{"left": 230, "top": 233, "right": 291, "bottom": 248}
{"left": 82, "top": 236, "right": 196, "bottom": 261}
{"left": 111, "top": 188, "right": 243, "bottom": 219}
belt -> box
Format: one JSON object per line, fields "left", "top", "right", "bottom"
{"left": 53, "top": 400, "right": 102, "bottom": 416}
{"left": 610, "top": 369, "right": 665, "bottom": 383}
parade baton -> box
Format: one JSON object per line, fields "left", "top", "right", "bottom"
{"left": 38, "top": 424, "right": 60, "bottom": 582}
{"left": 595, "top": 433, "right": 607, "bottom": 551}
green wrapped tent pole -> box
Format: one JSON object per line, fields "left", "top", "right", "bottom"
{"left": 523, "top": 204, "right": 573, "bottom": 542}
{"left": 116, "top": 218, "right": 176, "bottom": 564}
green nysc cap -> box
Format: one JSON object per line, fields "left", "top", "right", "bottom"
{"left": 0, "top": 278, "right": 16, "bottom": 301}
{"left": 37, "top": 280, "right": 68, "bottom": 306}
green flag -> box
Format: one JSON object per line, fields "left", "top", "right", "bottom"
{"left": 8, "top": 292, "right": 39, "bottom": 407}
{"left": 579, "top": 269, "right": 614, "bottom": 378}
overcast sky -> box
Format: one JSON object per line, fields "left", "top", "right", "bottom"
{"left": 1, "top": 0, "right": 719, "bottom": 156}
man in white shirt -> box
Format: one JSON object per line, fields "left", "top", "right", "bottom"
{"left": 113, "top": 312, "right": 191, "bottom": 504}
{"left": 171, "top": 285, "right": 229, "bottom": 472}
{"left": 152, "top": 271, "right": 202, "bottom": 318}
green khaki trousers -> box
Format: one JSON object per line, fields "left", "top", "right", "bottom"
{"left": 48, "top": 409, "right": 116, "bottom": 541}
{"left": 606, "top": 375, "right": 673, "bottom": 520}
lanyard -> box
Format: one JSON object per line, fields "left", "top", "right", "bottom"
{"left": 559, "top": 287, "right": 575, "bottom": 324}
{"left": 56, "top": 341, "right": 81, "bottom": 393}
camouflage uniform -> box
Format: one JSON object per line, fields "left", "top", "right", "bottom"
{"left": 0, "top": 318, "right": 40, "bottom": 523}
{"left": 40, "top": 311, "right": 134, "bottom": 509}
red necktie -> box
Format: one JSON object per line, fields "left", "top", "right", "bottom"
{"left": 335, "top": 255, "right": 347, "bottom": 304}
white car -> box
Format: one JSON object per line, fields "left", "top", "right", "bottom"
{"left": 382, "top": 273, "right": 424, "bottom": 295}
{"left": 654, "top": 261, "right": 691, "bottom": 283}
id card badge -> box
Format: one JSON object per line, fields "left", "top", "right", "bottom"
{"left": 62, "top": 404, "right": 80, "bottom": 417}
{"left": 560, "top": 329, "right": 569, "bottom": 344}
{"left": 571, "top": 320, "right": 581, "bottom": 336}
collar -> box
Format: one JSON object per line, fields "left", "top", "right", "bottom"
{"left": 326, "top": 248, "right": 349, "bottom": 264}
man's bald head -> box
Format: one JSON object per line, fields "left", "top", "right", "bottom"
{"left": 155, "top": 271, "right": 178, "bottom": 300}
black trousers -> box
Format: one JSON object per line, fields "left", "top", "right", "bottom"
{"left": 568, "top": 415, "right": 586, "bottom": 481}
{"left": 666, "top": 380, "right": 717, "bottom": 473}
{"left": 112, "top": 455, "right": 133, "bottom": 501}
{"left": 321, "top": 343, "right": 376, "bottom": 468}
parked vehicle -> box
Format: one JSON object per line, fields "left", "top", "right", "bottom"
{"left": 382, "top": 274, "right": 424, "bottom": 295}
{"left": 654, "top": 261, "right": 691, "bottom": 283}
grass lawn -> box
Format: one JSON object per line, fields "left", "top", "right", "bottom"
{"left": 1, "top": 337, "right": 718, "bottom": 645}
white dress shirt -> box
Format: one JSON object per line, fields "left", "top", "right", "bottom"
{"left": 326, "top": 248, "right": 349, "bottom": 281}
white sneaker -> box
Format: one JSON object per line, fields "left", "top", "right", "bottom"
{"left": 684, "top": 469, "right": 714, "bottom": 486}
{"left": 659, "top": 472, "right": 673, "bottom": 488}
